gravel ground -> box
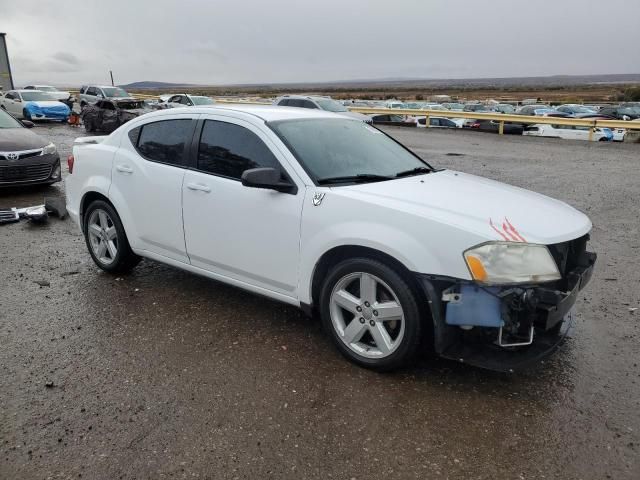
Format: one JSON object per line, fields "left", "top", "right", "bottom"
{"left": 1, "top": 123, "right": 639, "bottom": 480}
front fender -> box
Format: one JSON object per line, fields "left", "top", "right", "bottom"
{"left": 298, "top": 222, "right": 442, "bottom": 304}
{"left": 297, "top": 189, "right": 485, "bottom": 304}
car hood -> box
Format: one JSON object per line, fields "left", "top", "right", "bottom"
{"left": 25, "top": 100, "right": 67, "bottom": 109}
{"left": 0, "top": 127, "right": 47, "bottom": 151}
{"left": 337, "top": 170, "right": 591, "bottom": 245}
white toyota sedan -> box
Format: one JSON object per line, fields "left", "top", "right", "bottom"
{"left": 65, "top": 105, "right": 596, "bottom": 371}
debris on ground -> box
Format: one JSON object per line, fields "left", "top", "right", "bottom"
{"left": 0, "top": 198, "right": 67, "bottom": 226}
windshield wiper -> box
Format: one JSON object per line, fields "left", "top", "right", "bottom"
{"left": 317, "top": 174, "right": 394, "bottom": 185}
{"left": 394, "top": 166, "right": 432, "bottom": 178}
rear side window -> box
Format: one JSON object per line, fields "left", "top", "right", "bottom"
{"left": 197, "top": 120, "right": 281, "bottom": 180}
{"left": 134, "top": 119, "right": 192, "bottom": 166}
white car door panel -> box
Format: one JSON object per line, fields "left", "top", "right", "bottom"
{"left": 109, "top": 115, "right": 197, "bottom": 263}
{"left": 182, "top": 116, "right": 304, "bottom": 297}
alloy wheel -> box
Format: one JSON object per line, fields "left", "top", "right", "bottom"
{"left": 87, "top": 208, "right": 118, "bottom": 265}
{"left": 329, "top": 272, "right": 405, "bottom": 358}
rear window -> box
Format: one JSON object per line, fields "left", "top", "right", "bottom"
{"left": 134, "top": 119, "right": 193, "bottom": 166}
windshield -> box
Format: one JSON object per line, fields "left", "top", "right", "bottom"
{"left": 315, "top": 99, "right": 348, "bottom": 112}
{"left": 570, "top": 106, "right": 595, "bottom": 113}
{"left": 103, "top": 87, "right": 129, "bottom": 98}
{"left": 269, "top": 118, "right": 432, "bottom": 184}
{"left": 0, "top": 108, "right": 24, "bottom": 128}
{"left": 21, "top": 91, "right": 55, "bottom": 101}
{"left": 191, "top": 96, "right": 214, "bottom": 105}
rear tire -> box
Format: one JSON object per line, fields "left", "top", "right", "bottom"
{"left": 83, "top": 200, "right": 141, "bottom": 274}
{"left": 319, "top": 257, "right": 423, "bottom": 371}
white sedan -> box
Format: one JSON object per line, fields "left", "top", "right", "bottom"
{"left": 0, "top": 89, "right": 71, "bottom": 121}
{"left": 523, "top": 124, "right": 613, "bottom": 141}
{"left": 65, "top": 105, "right": 596, "bottom": 371}
{"left": 161, "top": 93, "right": 215, "bottom": 108}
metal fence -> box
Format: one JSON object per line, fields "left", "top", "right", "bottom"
{"left": 346, "top": 107, "right": 640, "bottom": 140}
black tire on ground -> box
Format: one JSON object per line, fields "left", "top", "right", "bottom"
{"left": 84, "top": 118, "right": 94, "bottom": 133}
{"left": 23, "top": 109, "right": 31, "bottom": 120}
{"left": 83, "top": 200, "right": 141, "bottom": 274}
{"left": 319, "top": 257, "right": 423, "bottom": 371}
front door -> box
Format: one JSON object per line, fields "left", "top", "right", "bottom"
{"left": 182, "top": 116, "right": 304, "bottom": 298}
{"left": 109, "top": 115, "right": 197, "bottom": 263}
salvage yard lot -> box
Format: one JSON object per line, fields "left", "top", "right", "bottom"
{"left": 1, "top": 124, "right": 639, "bottom": 479}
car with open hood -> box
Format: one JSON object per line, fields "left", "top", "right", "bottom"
{"left": 0, "top": 89, "right": 70, "bottom": 122}
{"left": 65, "top": 105, "right": 596, "bottom": 372}
{"left": 0, "top": 107, "right": 61, "bottom": 187}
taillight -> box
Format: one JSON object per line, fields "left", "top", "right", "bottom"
{"left": 67, "top": 155, "right": 74, "bottom": 174}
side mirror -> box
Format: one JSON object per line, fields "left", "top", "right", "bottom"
{"left": 21, "top": 120, "right": 34, "bottom": 128}
{"left": 241, "top": 167, "right": 297, "bottom": 194}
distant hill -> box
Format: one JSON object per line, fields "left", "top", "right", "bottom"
{"left": 118, "top": 81, "right": 197, "bottom": 89}
{"left": 119, "top": 74, "right": 640, "bottom": 91}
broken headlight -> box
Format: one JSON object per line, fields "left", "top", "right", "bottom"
{"left": 42, "top": 143, "right": 57, "bottom": 156}
{"left": 464, "top": 242, "right": 560, "bottom": 285}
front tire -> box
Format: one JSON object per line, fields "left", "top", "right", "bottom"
{"left": 84, "top": 118, "right": 95, "bottom": 133}
{"left": 319, "top": 258, "right": 423, "bottom": 371}
{"left": 83, "top": 200, "right": 140, "bottom": 273}
{"left": 23, "top": 108, "right": 32, "bottom": 120}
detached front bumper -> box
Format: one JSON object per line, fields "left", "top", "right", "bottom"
{"left": 416, "top": 237, "right": 596, "bottom": 372}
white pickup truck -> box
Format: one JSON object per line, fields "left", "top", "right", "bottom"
{"left": 64, "top": 105, "right": 596, "bottom": 371}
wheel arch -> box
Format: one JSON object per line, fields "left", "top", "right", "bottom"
{"left": 308, "top": 245, "right": 432, "bottom": 327}
{"left": 79, "top": 191, "right": 113, "bottom": 233}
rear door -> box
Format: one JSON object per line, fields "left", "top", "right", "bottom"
{"left": 182, "top": 115, "right": 304, "bottom": 297}
{"left": 109, "top": 115, "right": 197, "bottom": 263}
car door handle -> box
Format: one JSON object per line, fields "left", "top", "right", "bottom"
{"left": 186, "top": 182, "right": 211, "bottom": 193}
{"left": 115, "top": 165, "right": 133, "bottom": 174}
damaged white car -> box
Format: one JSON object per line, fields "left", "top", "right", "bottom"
{"left": 65, "top": 105, "right": 596, "bottom": 371}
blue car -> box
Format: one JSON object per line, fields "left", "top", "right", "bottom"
{"left": 0, "top": 89, "right": 70, "bottom": 123}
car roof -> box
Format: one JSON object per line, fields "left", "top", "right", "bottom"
{"left": 135, "top": 104, "right": 354, "bottom": 122}
{"left": 14, "top": 89, "right": 45, "bottom": 93}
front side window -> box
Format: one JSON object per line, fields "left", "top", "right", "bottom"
{"left": 270, "top": 118, "right": 432, "bottom": 184}
{"left": 135, "top": 119, "right": 192, "bottom": 166}
{"left": 197, "top": 120, "right": 281, "bottom": 180}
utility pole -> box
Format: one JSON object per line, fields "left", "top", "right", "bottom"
{"left": 109, "top": 70, "right": 114, "bottom": 87}
{"left": 0, "top": 33, "right": 15, "bottom": 91}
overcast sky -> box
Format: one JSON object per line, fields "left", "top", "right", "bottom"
{"left": 1, "top": 0, "right": 639, "bottom": 87}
